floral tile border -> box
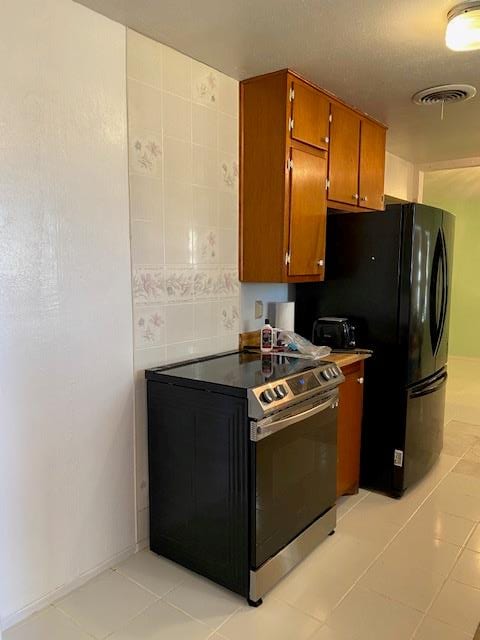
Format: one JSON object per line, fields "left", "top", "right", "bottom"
{"left": 193, "top": 268, "right": 219, "bottom": 299}
{"left": 165, "top": 268, "right": 194, "bottom": 302}
{"left": 191, "top": 267, "right": 239, "bottom": 299}
{"left": 216, "top": 267, "right": 239, "bottom": 297}
{"left": 133, "top": 267, "right": 166, "bottom": 305}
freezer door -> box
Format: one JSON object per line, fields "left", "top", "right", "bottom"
{"left": 405, "top": 204, "right": 444, "bottom": 385}
{"left": 395, "top": 368, "right": 447, "bottom": 494}
{"left": 435, "top": 211, "right": 455, "bottom": 370}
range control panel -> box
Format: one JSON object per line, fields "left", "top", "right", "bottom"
{"left": 288, "top": 371, "right": 320, "bottom": 396}
{"left": 248, "top": 361, "right": 344, "bottom": 419}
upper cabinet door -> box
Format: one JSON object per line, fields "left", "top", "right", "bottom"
{"left": 288, "top": 147, "right": 327, "bottom": 277}
{"left": 328, "top": 104, "right": 361, "bottom": 206}
{"left": 290, "top": 80, "right": 330, "bottom": 150}
{"left": 359, "top": 120, "right": 386, "bottom": 210}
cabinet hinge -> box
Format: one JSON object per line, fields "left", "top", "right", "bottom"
{"left": 329, "top": 113, "right": 333, "bottom": 123}
{"left": 289, "top": 87, "right": 295, "bottom": 102}
{"left": 287, "top": 158, "right": 293, "bottom": 171}
{"left": 285, "top": 252, "right": 291, "bottom": 265}
{"left": 326, "top": 178, "right": 330, "bottom": 190}
{"left": 289, "top": 117, "right": 294, "bottom": 132}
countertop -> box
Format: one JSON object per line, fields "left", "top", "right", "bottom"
{"left": 325, "top": 352, "right": 371, "bottom": 369}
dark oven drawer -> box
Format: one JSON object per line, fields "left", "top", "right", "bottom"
{"left": 251, "top": 392, "right": 338, "bottom": 569}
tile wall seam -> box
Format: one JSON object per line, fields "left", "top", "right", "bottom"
{"left": 125, "top": 27, "right": 140, "bottom": 543}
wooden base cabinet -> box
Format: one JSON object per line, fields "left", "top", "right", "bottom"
{"left": 337, "top": 361, "right": 365, "bottom": 497}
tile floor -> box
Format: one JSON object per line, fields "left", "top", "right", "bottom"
{"left": 5, "top": 357, "right": 480, "bottom": 640}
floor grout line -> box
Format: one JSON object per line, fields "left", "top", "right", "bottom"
{"left": 159, "top": 596, "right": 242, "bottom": 635}
{"left": 321, "top": 453, "right": 466, "bottom": 633}
{"left": 50, "top": 603, "right": 98, "bottom": 639}
{"left": 401, "top": 438, "right": 480, "bottom": 640}
{"left": 102, "top": 600, "right": 160, "bottom": 640}
{"left": 336, "top": 490, "right": 371, "bottom": 522}
{"left": 113, "top": 565, "right": 187, "bottom": 600}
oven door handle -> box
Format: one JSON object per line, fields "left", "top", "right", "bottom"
{"left": 251, "top": 392, "right": 338, "bottom": 442}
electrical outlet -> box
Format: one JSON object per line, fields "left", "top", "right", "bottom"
{"left": 254, "top": 300, "right": 263, "bottom": 319}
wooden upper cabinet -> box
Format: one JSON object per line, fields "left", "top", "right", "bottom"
{"left": 359, "top": 119, "right": 386, "bottom": 210}
{"left": 290, "top": 79, "right": 330, "bottom": 150}
{"left": 288, "top": 147, "right": 327, "bottom": 277}
{"left": 328, "top": 104, "right": 361, "bottom": 206}
{"left": 239, "top": 69, "right": 387, "bottom": 283}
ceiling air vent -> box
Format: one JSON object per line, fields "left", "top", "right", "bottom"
{"left": 412, "top": 84, "right": 477, "bottom": 105}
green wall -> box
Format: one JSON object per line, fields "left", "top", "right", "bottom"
{"left": 423, "top": 167, "right": 480, "bottom": 358}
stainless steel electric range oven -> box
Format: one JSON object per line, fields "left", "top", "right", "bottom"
{"left": 146, "top": 351, "right": 344, "bottom": 606}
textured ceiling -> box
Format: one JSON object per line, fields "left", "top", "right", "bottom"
{"left": 75, "top": 0, "right": 480, "bottom": 163}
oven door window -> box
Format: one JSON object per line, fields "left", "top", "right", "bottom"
{"left": 253, "top": 403, "right": 337, "bottom": 569}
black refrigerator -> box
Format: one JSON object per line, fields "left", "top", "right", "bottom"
{"left": 296, "top": 203, "right": 455, "bottom": 497}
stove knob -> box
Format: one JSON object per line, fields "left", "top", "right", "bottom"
{"left": 261, "top": 388, "right": 275, "bottom": 404}
{"left": 275, "top": 384, "right": 287, "bottom": 398}
{"left": 321, "top": 369, "right": 331, "bottom": 381}
{"left": 329, "top": 367, "right": 336, "bottom": 377}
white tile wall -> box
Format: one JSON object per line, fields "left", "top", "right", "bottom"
{"left": 127, "top": 30, "right": 240, "bottom": 543}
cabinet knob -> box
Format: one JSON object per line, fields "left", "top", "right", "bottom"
{"left": 317, "top": 259, "right": 324, "bottom": 267}
{"left": 357, "top": 377, "right": 364, "bottom": 384}
{"left": 353, "top": 194, "right": 359, "bottom": 200}
{"left": 321, "top": 136, "right": 329, "bottom": 144}
{"left": 360, "top": 196, "right": 368, "bottom": 202}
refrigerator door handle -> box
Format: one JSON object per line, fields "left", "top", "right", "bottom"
{"left": 411, "top": 371, "right": 448, "bottom": 398}
{"left": 429, "top": 229, "right": 448, "bottom": 357}
{"left": 438, "top": 230, "right": 449, "bottom": 347}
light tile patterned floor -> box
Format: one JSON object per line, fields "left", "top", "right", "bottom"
{"left": 5, "top": 357, "right": 480, "bottom": 640}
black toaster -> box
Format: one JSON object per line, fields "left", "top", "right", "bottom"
{"left": 312, "top": 317, "right": 357, "bottom": 350}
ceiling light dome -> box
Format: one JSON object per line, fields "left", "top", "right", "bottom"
{"left": 446, "top": 1, "right": 480, "bottom": 51}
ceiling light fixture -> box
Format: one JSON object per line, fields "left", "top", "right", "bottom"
{"left": 446, "top": 1, "right": 480, "bottom": 50}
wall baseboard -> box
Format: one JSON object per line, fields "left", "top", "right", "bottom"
{"left": 2, "top": 544, "right": 136, "bottom": 632}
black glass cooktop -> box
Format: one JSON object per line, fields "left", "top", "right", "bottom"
{"left": 146, "top": 351, "right": 322, "bottom": 390}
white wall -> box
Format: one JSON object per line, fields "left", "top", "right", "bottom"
{"left": 126, "top": 31, "right": 240, "bottom": 543}
{"left": 384, "top": 152, "right": 423, "bottom": 202}
{"left": 0, "top": 0, "right": 134, "bottom": 628}
{"left": 240, "top": 284, "right": 291, "bottom": 332}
